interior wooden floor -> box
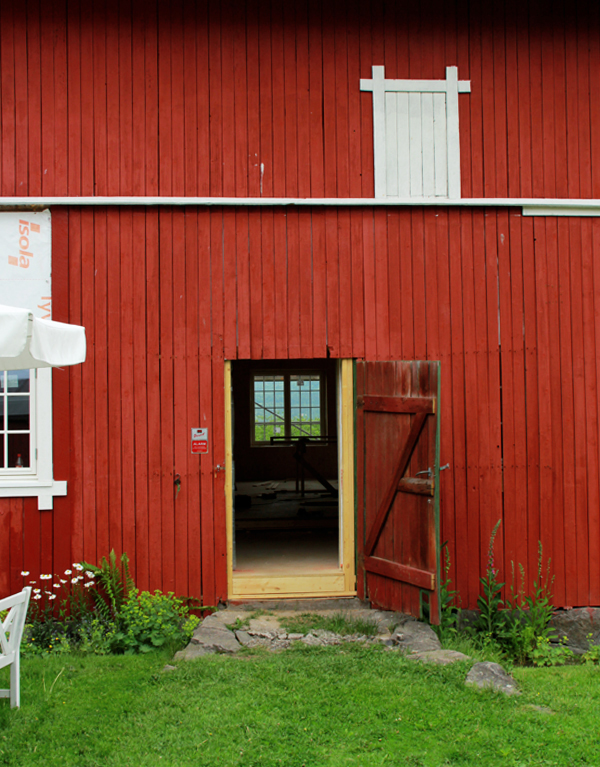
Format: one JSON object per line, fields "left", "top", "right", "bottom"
{"left": 234, "top": 529, "right": 339, "bottom": 574}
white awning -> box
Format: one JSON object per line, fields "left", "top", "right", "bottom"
{"left": 0, "top": 304, "right": 86, "bottom": 370}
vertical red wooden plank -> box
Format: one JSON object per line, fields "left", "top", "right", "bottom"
{"left": 53, "top": 0, "right": 69, "bottom": 194}
{"left": 515, "top": 0, "right": 532, "bottom": 197}
{"left": 373, "top": 209, "right": 390, "bottom": 360}
{"left": 460, "top": 211, "right": 481, "bottom": 606}
{"left": 550, "top": 3, "right": 568, "bottom": 198}
{"left": 249, "top": 210, "right": 264, "bottom": 358}
{"left": 198, "top": 211, "right": 215, "bottom": 601}
{"left": 233, "top": 1, "right": 249, "bottom": 197}
{"left": 261, "top": 210, "right": 276, "bottom": 359}
{"left": 528, "top": 4, "right": 544, "bottom": 198}
{"left": 589, "top": 1, "right": 600, "bottom": 199}
{"left": 568, "top": 220, "right": 590, "bottom": 605}
{"left": 308, "top": 0, "right": 324, "bottom": 196}
{"left": 107, "top": 209, "right": 123, "bottom": 556}
{"left": 157, "top": 0, "right": 172, "bottom": 196}
{"left": 467, "top": 1, "right": 484, "bottom": 197}
{"left": 411, "top": 212, "right": 427, "bottom": 359}
{"left": 556, "top": 218, "right": 577, "bottom": 604}
{"left": 504, "top": 0, "right": 521, "bottom": 197}
{"left": 68, "top": 210, "right": 84, "bottom": 564}
{"left": 540, "top": 2, "right": 556, "bottom": 198}
{"left": 79, "top": 0, "right": 95, "bottom": 196}
{"left": 491, "top": 0, "right": 508, "bottom": 197}
{"left": 246, "top": 0, "right": 261, "bottom": 197}
{"left": 282, "top": 2, "right": 299, "bottom": 197}
{"left": 576, "top": 5, "right": 592, "bottom": 199}
{"left": 273, "top": 214, "right": 289, "bottom": 359}
{"left": 0, "top": 502, "right": 13, "bottom": 596}
{"left": 94, "top": 209, "right": 110, "bottom": 560}
{"left": 321, "top": 2, "right": 337, "bottom": 197}
{"left": 235, "top": 210, "right": 251, "bottom": 359}
{"left": 0, "top": 2, "right": 16, "bottom": 195}
{"left": 9, "top": 499, "right": 24, "bottom": 595}
{"left": 105, "top": 0, "right": 120, "bottom": 195}
{"left": 424, "top": 210, "right": 440, "bottom": 361}
{"left": 350, "top": 209, "right": 365, "bottom": 359}
{"left": 185, "top": 211, "right": 202, "bottom": 599}
{"left": 14, "top": 3, "right": 30, "bottom": 195}
{"left": 346, "top": 4, "right": 362, "bottom": 199}
{"left": 447, "top": 209, "right": 468, "bottom": 600}
{"left": 479, "top": 6, "right": 496, "bottom": 197}
{"left": 67, "top": 2, "right": 81, "bottom": 195}
{"left": 146, "top": 209, "right": 163, "bottom": 591}
{"left": 39, "top": 0, "right": 54, "bottom": 194}
{"left": 212, "top": 355, "right": 227, "bottom": 602}
{"left": 132, "top": 209, "right": 150, "bottom": 590}
{"left": 170, "top": 2, "right": 185, "bottom": 198}
{"left": 270, "top": 4, "right": 286, "bottom": 197}
{"left": 358, "top": 3, "right": 374, "bottom": 197}
{"left": 27, "top": 0, "right": 42, "bottom": 197}
{"left": 183, "top": 1, "right": 198, "bottom": 197}
{"left": 362, "top": 210, "right": 377, "bottom": 360}
{"left": 159, "top": 209, "right": 175, "bottom": 592}
{"left": 220, "top": 0, "right": 236, "bottom": 197}
{"left": 295, "top": 1, "right": 311, "bottom": 198}
{"left": 223, "top": 209, "right": 238, "bottom": 362}
{"left": 131, "top": 0, "right": 146, "bottom": 196}
{"left": 286, "top": 211, "right": 302, "bottom": 358}
{"left": 172, "top": 208, "right": 189, "bottom": 596}
{"left": 311, "top": 210, "right": 328, "bottom": 356}
{"left": 386, "top": 212, "right": 401, "bottom": 359}
{"left": 337, "top": 209, "right": 353, "bottom": 358}
{"left": 325, "top": 209, "right": 340, "bottom": 357}
{"left": 333, "top": 0, "right": 349, "bottom": 198}
{"left": 298, "top": 210, "right": 314, "bottom": 358}
{"left": 51, "top": 208, "right": 72, "bottom": 576}
{"left": 119, "top": 0, "right": 133, "bottom": 196}
{"left": 93, "top": 0, "right": 108, "bottom": 195}
{"left": 143, "top": 0, "right": 159, "bottom": 195}
{"left": 544, "top": 218, "right": 567, "bottom": 605}
{"left": 258, "top": 0, "right": 274, "bottom": 197}
{"left": 120, "top": 209, "right": 136, "bottom": 565}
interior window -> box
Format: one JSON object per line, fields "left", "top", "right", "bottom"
{"left": 252, "top": 372, "right": 325, "bottom": 445}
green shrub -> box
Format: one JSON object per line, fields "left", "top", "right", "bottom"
{"left": 108, "top": 589, "right": 199, "bottom": 655}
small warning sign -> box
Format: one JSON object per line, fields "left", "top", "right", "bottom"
{"left": 191, "top": 428, "right": 208, "bottom": 454}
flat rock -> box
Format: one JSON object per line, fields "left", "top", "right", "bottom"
{"left": 191, "top": 625, "right": 241, "bottom": 654}
{"left": 465, "top": 662, "right": 520, "bottom": 696}
{"left": 408, "top": 649, "right": 470, "bottom": 665}
{"left": 288, "top": 633, "right": 305, "bottom": 641}
{"left": 248, "top": 617, "right": 281, "bottom": 633}
{"left": 235, "top": 630, "right": 271, "bottom": 649}
{"left": 392, "top": 620, "right": 441, "bottom": 653}
{"left": 174, "top": 643, "right": 215, "bottom": 661}
{"left": 301, "top": 633, "right": 323, "bottom": 646}
{"left": 162, "top": 664, "right": 177, "bottom": 671}
{"left": 201, "top": 613, "right": 234, "bottom": 630}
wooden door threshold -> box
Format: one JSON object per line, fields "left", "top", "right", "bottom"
{"left": 231, "top": 570, "right": 356, "bottom": 599}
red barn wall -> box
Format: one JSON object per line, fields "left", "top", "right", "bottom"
{"left": 0, "top": 1, "right": 599, "bottom": 608}
{"left": 2, "top": 206, "right": 599, "bottom": 610}
{"left": 0, "top": 0, "right": 599, "bottom": 200}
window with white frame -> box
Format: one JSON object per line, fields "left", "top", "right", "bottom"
{"left": 360, "top": 66, "right": 471, "bottom": 200}
{"left": 0, "top": 211, "right": 64, "bottom": 510}
{"left": 252, "top": 372, "right": 326, "bottom": 445}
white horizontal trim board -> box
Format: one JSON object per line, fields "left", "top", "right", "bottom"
{"left": 0, "top": 197, "right": 599, "bottom": 215}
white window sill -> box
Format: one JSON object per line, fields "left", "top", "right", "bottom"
{"left": 0, "top": 480, "right": 66, "bottom": 510}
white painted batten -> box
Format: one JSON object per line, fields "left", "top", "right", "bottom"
{"left": 1, "top": 196, "right": 600, "bottom": 215}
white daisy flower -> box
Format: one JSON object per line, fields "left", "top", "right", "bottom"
{"left": 20, "top": 571, "right": 30, "bottom": 576}
{"left": 85, "top": 571, "right": 95, "bottom": 579}
{"left": 73, "top": 563, "right": 84, "bottom": 571}
{"left": 33, "top": 594, "right": 41, "bottom": 600}
{"left": 48, "top": 594, "right": 57, "bottom": 600}
{"left": 84, "top": 582, "right": 94, "bottom": 588}
{"left": 33, "top": 588, "right": 41, "bottom": 594}
{"left": 40, "top": 574, "right": 52, "bottom": 580}
{"left": 64, "top": 570, "right": 72, "bottom": 575}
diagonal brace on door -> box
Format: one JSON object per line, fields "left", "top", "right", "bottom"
{"left": 364, "top": 411, "right": 428, "bottom": 556}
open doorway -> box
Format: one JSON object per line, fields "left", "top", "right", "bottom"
{"left": 225, "top": 359, "right": 356, "bottom": 599}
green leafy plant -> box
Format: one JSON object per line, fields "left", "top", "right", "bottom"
{"left": 109, "top": 589, "right": 199, "bottom": 654}
{"left": 474, "top": 520, "right": 505, "bottom": 638}
{"left": 530, "top": 635, "right": 574, "bottom": 667}
{"left": 437, "top": 541, "right": 460, "bottom": 636}
{"left": 582, "top": 634, "right": 600, "bottom": 665}
{"left": 81, "top": 550, "right": 135, "bottom": 623}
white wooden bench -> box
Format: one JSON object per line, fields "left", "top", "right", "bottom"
{"left": 0, "top": 587, "right": 31, "bottom": 708}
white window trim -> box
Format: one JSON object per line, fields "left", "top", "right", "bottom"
{"left": 360, "top": 65, "right": 471, "bottom": 200}
{"left": 0, "top": 368, "right": 65, "bottom": 510}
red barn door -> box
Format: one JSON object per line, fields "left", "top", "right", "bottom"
{"left": 356, "top": 361, "right": 441, "bottom": 623}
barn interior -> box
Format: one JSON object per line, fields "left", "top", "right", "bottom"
{"left": 231, "top": 359, "right": 340, "bottom": 575}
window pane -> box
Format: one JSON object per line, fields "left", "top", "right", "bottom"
{"left": 8, "top": 435, "right": 29, "bottom": 468}
{"left": 7, "top": 396, "right": 29, "bottom": 431}
{"left": 7, "top": 370, "right": 29, "bottom": 392}
{"left": 253, "top": 374, "right": 285, "bottom": 442}
{"left": 0, "top": 395, "right": 3, "bottom": 431}
{"left": 290, "top": 374, "right": 321, "bottom": 437}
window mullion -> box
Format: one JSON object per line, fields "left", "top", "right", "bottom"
{"left": 284, "top": 374, "right": 291, "bottom": 439}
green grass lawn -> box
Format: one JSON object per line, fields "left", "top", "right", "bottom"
{"left": 0, "top": 645, "right": 599, "bottom": 767}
